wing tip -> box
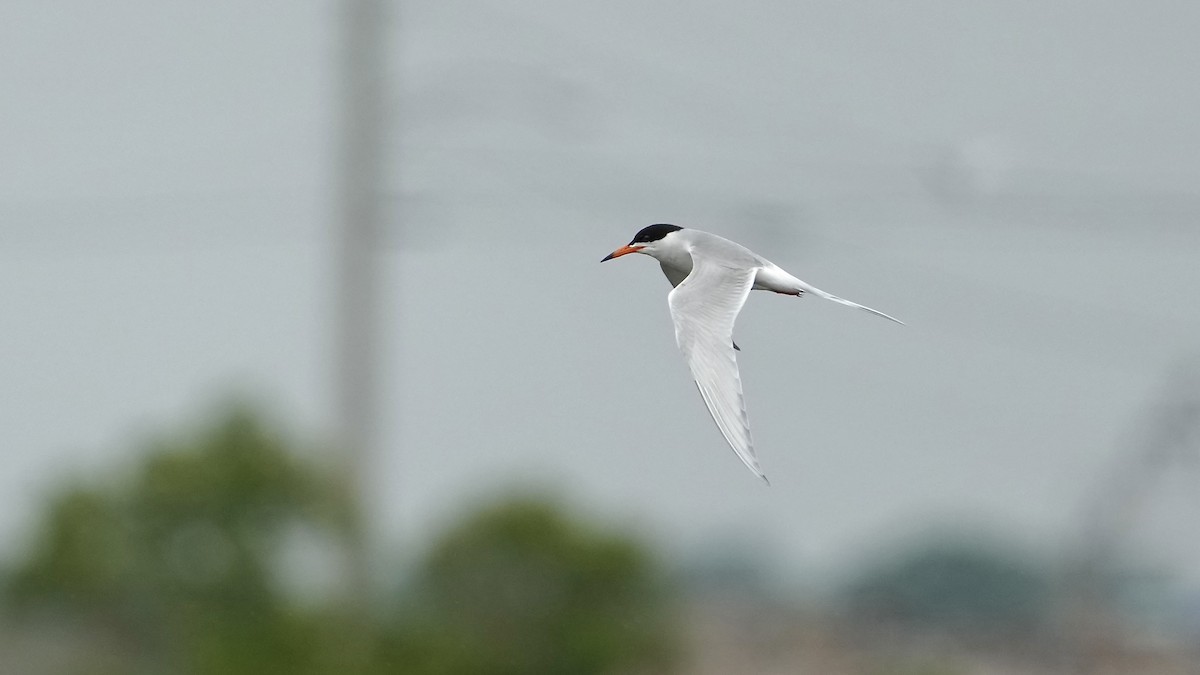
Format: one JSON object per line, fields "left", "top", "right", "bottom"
{"left": 742, "top": 455, "right": 769, "bottom": 486}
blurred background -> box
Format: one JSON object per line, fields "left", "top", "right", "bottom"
{"left": 3, "top": 1, "right": 1199, "bottom": 673}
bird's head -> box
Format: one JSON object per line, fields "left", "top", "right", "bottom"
{"left": 601, "top": 223, "right": 683, "bottom": 262}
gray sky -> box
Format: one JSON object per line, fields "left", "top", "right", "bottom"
{"left": 3, "top": 0, "right": 1199, "bottom": 589}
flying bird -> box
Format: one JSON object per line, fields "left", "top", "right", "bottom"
{"left": 602, "top": 224, "right": 902, "bottom": 483}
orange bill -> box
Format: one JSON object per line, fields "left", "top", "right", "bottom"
{"left": 601, "top": 244, "right": 640, "bottom": 262}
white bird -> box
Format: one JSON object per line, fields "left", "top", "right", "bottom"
{"left": 602, "top": 224, "right": 902, "bottom": 483}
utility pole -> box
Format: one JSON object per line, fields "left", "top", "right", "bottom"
{"left": 333, "top": 0, "right": 390, "bottom": 651}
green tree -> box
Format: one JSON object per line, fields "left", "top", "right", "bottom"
{"left": 391, "top": 496, "right": 678, "bottom": 675}
{"left": 4, "top": 407, "right": 680, "bottom": 675}
{"left": 4, "top": 406, "right": 358, "bottom": 675}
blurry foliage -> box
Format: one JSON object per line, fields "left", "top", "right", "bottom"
{"left": 4, "top": 406, "right": 356, "bottom": 675}
{"left": 842, "top": 537, "right": 1052, "bottom": 637}
{"left": 389, "top": 496, "right": 679, "bottom": 675}
{"left": 2, "top": 405, "right": 677, "bottom": 675}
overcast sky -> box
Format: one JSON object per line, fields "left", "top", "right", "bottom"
{"left": 3, "top": 0, "right": 1199, "bottom": 590}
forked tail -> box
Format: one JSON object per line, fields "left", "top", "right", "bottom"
{"left": 799, "top": 282, "right": 904, "bottom": 325}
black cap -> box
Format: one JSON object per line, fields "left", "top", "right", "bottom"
{"left": 629, "top": 223, "right": 682, "bottom": 244}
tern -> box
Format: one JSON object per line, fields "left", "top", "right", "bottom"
{"left": 602, "top": 224, "right": 902, "bottom": 483}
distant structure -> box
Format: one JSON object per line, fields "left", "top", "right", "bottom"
{"left": 1068, "top": 363, "right": 1200, "bottom": 674}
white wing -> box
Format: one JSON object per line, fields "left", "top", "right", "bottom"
{"left": 668, "top": 257, "right": 766, "bottom": 483}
